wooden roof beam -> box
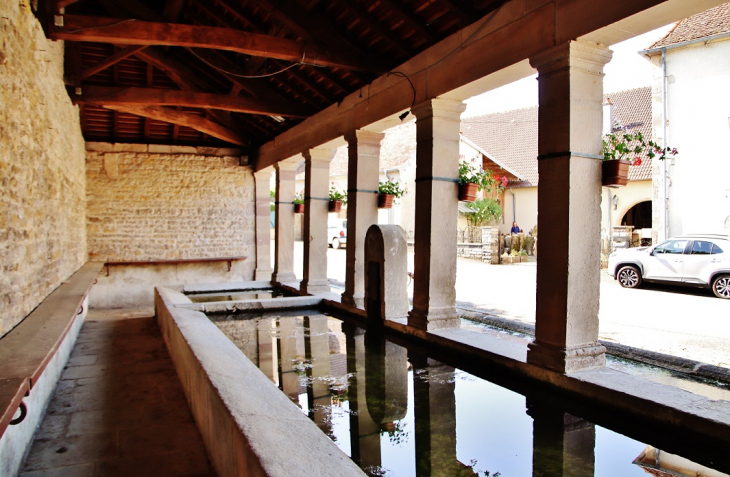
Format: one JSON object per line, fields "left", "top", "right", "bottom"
{"left": 80, "top": 45, "right": 147, "bottom": 80}
{"left": 53, "top": 15, "right": 384, "bottom": 72}
{"left": 74, "top": 86, "right": 313, "bottom": 118}
{"left": 103, "top": 105, "right": 248, "bottom": 145}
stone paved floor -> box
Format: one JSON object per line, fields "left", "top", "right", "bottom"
{"left": 20, "top": 308, "right": 215, "bottom": 476}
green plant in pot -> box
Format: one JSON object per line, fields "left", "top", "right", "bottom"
{"left": 378, "top": 179, "right": 407, "bottom": 209}
{"left": 602, "top": 128, "right": 677, "bottom": 188}
{"left": 293, "top": 192, "right": 304, "bottom": 214}
{"left": 329, "top": 186, "right": 347, "bottom": 213}
{"left": 458, "top": 162, "right": 498, "bottom": 202}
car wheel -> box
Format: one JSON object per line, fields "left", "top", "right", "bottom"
{"left": 331, "top": 238, "right": 341, "bottom": 249}
{"left": 712, "top": 274, "right": 730, "bottom": 299}
{"left": 617, "top": 265, "right": 642, "bottom": 289}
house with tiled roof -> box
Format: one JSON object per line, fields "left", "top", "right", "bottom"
{"left": 641, "top": 1, "right": 730, "bottom": 239}
{"left": 462, "top": 87, "right": 656, "bottom": 237}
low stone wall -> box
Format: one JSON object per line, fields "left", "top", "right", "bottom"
{"left": 155, "top": 287, "right": 365, "bottom": 477}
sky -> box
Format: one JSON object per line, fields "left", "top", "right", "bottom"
{"left": 462, "top": 24, "right": 676, "bottom": 118}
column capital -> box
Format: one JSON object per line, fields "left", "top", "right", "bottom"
{"left": 344, "top": 129, "right": 385, "bottom": 147}
{"left": 530, "top": 40, "right": 612, "bottom": 75}
{"left": 303, "top": 147, "right": 334, "bottom": 164}
{"left": 411, "top": 97, "right": 466, "bottom": 121}
{"left": 275, "top": 159, "right": 300, "bottom": 172}
{"left": 254, "top": 166, "right": 274, "bottom": 178}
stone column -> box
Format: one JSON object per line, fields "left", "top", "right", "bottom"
{"left": 410, "top": 353, "right": 457, "bottom": 476}
{"left": 345, "top": 325, "right": 382, "bottom": 470}
{"left": 527, "top": 41, "right": 612, "bottom": 373}
{"left": 273, "top": 160, "right": 299, "bottom": 285}
{"left": 257, "top": 317, "right": 278, "bottom": 385}
{"left": 301, "top": 148, "right": 332, "bottom": 294}
{"left": 527, "top": 399, "right": 596, "bottom": 476}
{"left": 304, "top": 315, "right": 332, "bottom": 435}
{"left": 278, "top": 317, "right": 303, "bottom": 404}
{"left": 408, "top": 98, "right": 466, "bottom": 331}
{"left": 342, "top": 130, "right": 384, "bottom": 308}
{"left": 253, "top": 167, "right": 274, "bottom": 282}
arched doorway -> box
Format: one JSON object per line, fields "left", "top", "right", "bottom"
{"left": 621, "top": 200, "right": 652, "bottom": 245}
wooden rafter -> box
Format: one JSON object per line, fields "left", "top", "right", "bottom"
{"left": 80, "top": 45, "right": 147, "bottom": 80}
{"left": 333, "top": 0, "right": 413, "bottom": 57}
{"left": 74, "top": 86, "right": 313, "bottom": 118}
{"left": 53, "top": 15, "right": 383, "bottom": 72}
{"left": 103, "top": 105, "right": 247, "bottom": 145}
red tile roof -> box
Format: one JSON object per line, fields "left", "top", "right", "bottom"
{"left": 650, "top": 2, "right": 730, "bottom": 48}
{"left": 461, "top": 107, "right": 539, "bottom": 186}
{"left": 461, "top": 87, "right": 654, "bottom": 186}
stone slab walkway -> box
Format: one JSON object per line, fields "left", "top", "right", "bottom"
{"left": 20, "top": 309, "right": 215, "bottom": 476}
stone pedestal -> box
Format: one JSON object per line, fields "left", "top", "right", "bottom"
{"left": 273, "top": 161, "right": 299, "bottom": 284}
{"left": 527, "top": 41, "right": 612, "bottom": 373}
{"left": 342, "top": 130, "right": 384, "bottom": 308}
{"left": 408, "top": 98, "right": 466, "bottom": 331}
{"left": 253, "top": 168, "right": 273, "bottom": 282}
{"left": 364, "top": 224, "right": 409, "bottom": 328}
{"left": 301, "top": 148, "right": 332, "bottom": 294}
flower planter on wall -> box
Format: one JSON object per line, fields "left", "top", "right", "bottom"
{"left": 602, "top": 160, "right": 631, "bottom": 188}
{"left": 328, "top": 200, "right": 343, "bottom": 213}
{"left": 294, "top": 203, "right": 304, "bottom": 214}
{"left": 458, "top": 182, "right": 478, "bottom": 202}
{"left": 378, "top": 193, "right": 394, "bottom": 209}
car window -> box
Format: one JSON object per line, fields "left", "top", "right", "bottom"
{"left": 712, "top": 243, "right": 725, "bottom": 254}
{"left": 653, "top": 240, "right": 688, "bottom": 255}
{"left": 691, "top": 241, "right": 713, "bottom": 255}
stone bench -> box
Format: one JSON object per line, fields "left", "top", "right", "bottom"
{"left": 0, "top": 261, "right": 103, "bottom": 474}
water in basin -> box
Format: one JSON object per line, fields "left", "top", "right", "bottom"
{"left": 208, "top": 312, "right": 729, "bottom": 477}
{"left": 187, "top": 288, "right": 289, "bottom": 303}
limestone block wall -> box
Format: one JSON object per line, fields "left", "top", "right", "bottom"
{"left": 0, "top": 2, "right": 87, "bottom": 337}
{"left": 85, "top": 144, "right": 256, "bottom": 307}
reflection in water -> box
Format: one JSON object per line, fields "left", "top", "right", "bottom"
{"left": 211, "top": 313, "right": 728, "bottom": 477}
{"left": 188, "top": 288, "right": 287, "bottom": 302}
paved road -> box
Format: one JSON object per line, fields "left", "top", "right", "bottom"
{"left": 289, "top": 242, "right": 730, "bottom": 368}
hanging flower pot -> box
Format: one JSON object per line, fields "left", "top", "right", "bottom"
{"left": 378, "top": 193, "right": 394, "bottom": 209}
{"left": 294, "top": 203, "right": 305, "bottom": 214}
{"left": 458, "top": 182, "right": 478, "bottom": 202}
{"left": 601, "top": 160, "right": 631, "bottom": 188}
{"left": 329, "top": 200, "right": 343, "bottom": 213}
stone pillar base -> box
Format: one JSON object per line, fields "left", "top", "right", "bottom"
{"left": 341, "top": 292, "right": 364, "bottom": 308}
{"left": 527, "top": 341, "right": 606, "bottom": 374}
{"left": 301, "top": 279, "right": 330, "bottom": 294}
{"left": 408, "top": 307, "right": 460, "bottom": 331}
{"left": 273, "top": 272, "right": 297, "bottom": 285}
{"left": 254, "top": 268, "right": 273, "bottom": 282}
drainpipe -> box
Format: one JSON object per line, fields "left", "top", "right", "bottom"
{"left": 509, "top": 188, "right": 516, "bottom": 223}
{"left": 661, "top": 48, "right": 669, "bottom": 241}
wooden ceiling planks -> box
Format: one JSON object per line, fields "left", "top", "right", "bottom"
{"left": 51, "top": 0, "right": 497, "bottom": 148}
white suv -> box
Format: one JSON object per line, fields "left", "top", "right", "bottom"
{"left": 607, "top": 234, "right": 730, "bottom": 299}
{"left": 327, "top": 219, "right": 347, "bottom": 249}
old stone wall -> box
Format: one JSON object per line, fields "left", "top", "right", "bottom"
{"left": 86, "top": 144, "right": 256, "bottom": 307}
{"left": 0, "top": 2, "right": 88, "bottom": 337}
